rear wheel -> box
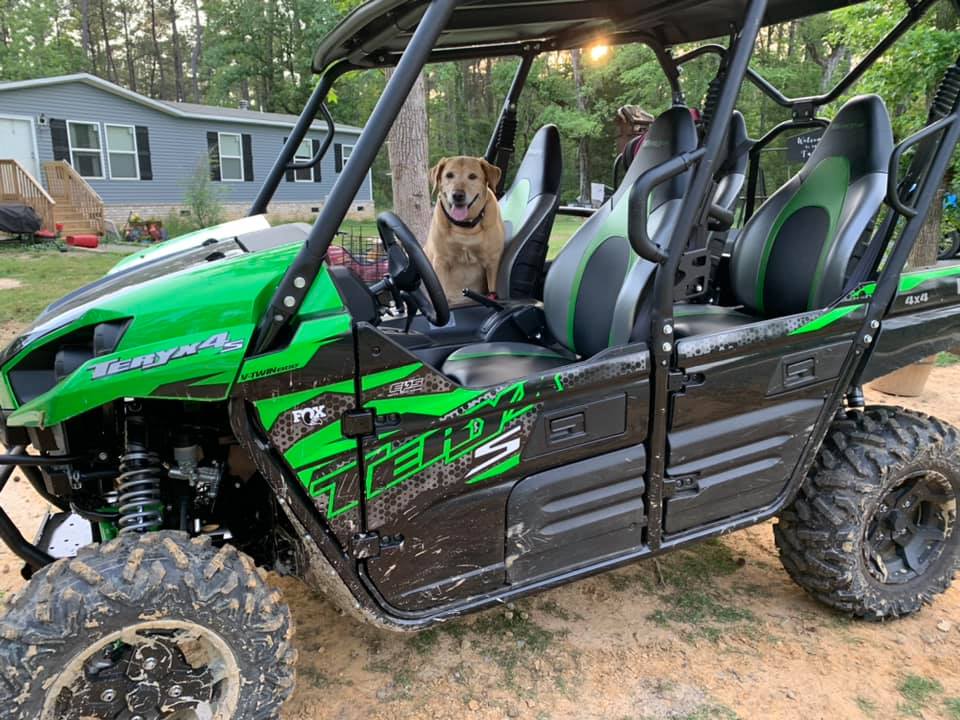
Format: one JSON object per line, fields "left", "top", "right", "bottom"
{"left": 0, "top": 531, "right": 296, "bottom": 719}
{"left": 775, "top": 406, "right": 960, "bottom": 619}
{"left": 938, "top": 229, "right": 960, "bottom": 259}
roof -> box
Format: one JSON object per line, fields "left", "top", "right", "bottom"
{"left": 313, "top": 0, "right": 867, "bottom": 71}
{"left": 0, "top": 73, "right": 363, "bottom": 134}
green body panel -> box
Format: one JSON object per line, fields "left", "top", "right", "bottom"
{"left": 237, "top": 314, "right": 351, "bottom": 386}
{"left": 789, "top": 262, "right": 960, "bottom": 335}
{"left": 296, "top": 379, "right": 536, "bottom": 521}
{"left": 109, "top": 215, "right": 272, "bottom": 274}
{"left": 2, "top": 238, "right": 347, "bottom": 426}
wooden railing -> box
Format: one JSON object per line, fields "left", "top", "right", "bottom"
{"left": 43, "top": 160, "right": 105, "bottom": 234}
{"left": 0, "top": 159, "right": 56, "bottom": 231}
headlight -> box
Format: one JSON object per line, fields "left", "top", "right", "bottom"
{"left": 5, "top": 320, "right": 129, "bottom": 404}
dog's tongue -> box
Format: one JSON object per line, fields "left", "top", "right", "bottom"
{"left": 449, "top": 204, "right": 470, "bottom": 222}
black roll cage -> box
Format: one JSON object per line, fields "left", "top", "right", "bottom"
{"left": 246, "top": 0, "right": 952, "bottom": 354}
{"left": 671, "top": 0, "right": 945, "bottom": 221}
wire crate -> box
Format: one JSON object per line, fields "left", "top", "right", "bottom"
{"left": 326, "top": 230, "right": 389, "bottom": 283}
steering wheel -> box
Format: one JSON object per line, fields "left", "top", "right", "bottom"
{"left": 370, "top": 212, "right": 450, "bottom": 327}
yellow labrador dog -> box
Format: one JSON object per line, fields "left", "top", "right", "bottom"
{"left": 425, "top": 156, "right": 505, "bottom": 305}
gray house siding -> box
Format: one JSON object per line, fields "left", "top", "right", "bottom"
{"left": 0, "top": 81, "right": 373, "bottom": 213}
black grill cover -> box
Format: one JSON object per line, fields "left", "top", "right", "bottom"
{"left": 0, "top": 204, "right": 42, "bottom": 234}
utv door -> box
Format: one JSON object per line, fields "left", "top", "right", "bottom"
{"left": 664, "top": 309, "right": 862, "bottom": 535}
{"left": 353, "top": 325, "right": 651, "bottom": 613}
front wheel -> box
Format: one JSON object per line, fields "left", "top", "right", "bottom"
{"left": 775, "top": 407, "right": 960, "bottom": 619}
{"left": 0, "top": 531, "right": 296, "bottom": 720}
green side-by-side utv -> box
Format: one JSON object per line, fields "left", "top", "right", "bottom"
{"left": 2, "top": 0, "right": 960, "bottom": 717}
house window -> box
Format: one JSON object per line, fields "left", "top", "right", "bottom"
{"left": 341, "top": 144, "right": 354, "bottom": 167}
{"left": 294, "top": 139, "right": 313, "bottom": 182}
{"left": 105, "top": 124, "right": 139, "bottom": 180}
{"left": 67, "top": 121, "right": 103, "bottom": 178}
{"left": 218, "top": 132, "right": 244, "bottom": 181}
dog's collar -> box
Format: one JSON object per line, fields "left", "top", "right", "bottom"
{"left": 440, "top": 194, "right": 486, "bottom": 229}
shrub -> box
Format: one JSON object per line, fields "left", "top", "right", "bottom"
{"left": 182, "top": 161, "right": 225, "bottom": 229}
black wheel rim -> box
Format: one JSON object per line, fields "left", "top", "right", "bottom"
{"left": 864, "top": 471, "right": 957, "bottom": 585}
{"left": 44, "top": 621, "right": 239, "bottom": 720}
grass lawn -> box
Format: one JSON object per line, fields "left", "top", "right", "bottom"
{"left": 547, "top": 215, "right": 587, "bottom": 259}
{"left": 0, "top": 247, "right": 126, "bottom": 325}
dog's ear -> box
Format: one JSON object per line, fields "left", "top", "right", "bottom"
{"left": 480, "top": 159, "right": 502, "bottom": 192}
{"left": 429, "top": 158, "right": 447, "bottom": 193}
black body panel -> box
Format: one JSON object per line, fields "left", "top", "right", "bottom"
{"left": 523, "top": 393, "right": 628, "bottom": 457}
{"left": 505, "top": 445, "right": 647, "bottom": 584}
{"left": 665, "top": 397, "right": 823, "bottom": 533}
{"left": 667, "top": 316, "right": 858, "bottom": 535}
{"left": 370, "top": 481, "right": 513, "bottom": 611}
{"left": 861, "top": 270, "right": 960, "bottom": 383}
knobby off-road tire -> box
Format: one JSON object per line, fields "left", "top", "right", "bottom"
{"left": 775, "top": 406, "right": 960, "bottom": 619}
{"left": 0, "top": 531, "right": 296, "bottom": 720}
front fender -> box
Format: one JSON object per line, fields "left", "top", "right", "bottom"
{"left": 3, "top": 244, "right": 347, "bottom": 427}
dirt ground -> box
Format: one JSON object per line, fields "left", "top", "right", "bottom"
{"left": 0, "top": 314, "right": 958, "bottom": 718}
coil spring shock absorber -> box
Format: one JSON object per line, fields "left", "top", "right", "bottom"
{"left": 700, "top": 72, "right": 724, "bottom": 134}
{"left": 930, "top": 59, "right": 960, "bottom": 122}
{"left": 117, "top": 412, "right": 164, "bottom": 534}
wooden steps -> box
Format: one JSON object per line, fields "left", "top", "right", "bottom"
{"left": 53, "top": 208, "right": 100, "bottom": 236}
{"left": 43, "top": 161, "right": 105, "bottom": 236}
{"left": 0, "top": 160, "right": 105, "bottom": 236}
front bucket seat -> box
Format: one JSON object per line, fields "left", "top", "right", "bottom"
{"left": 443, "top": 106, "right": 698, "bottom": 387}
{"left": 673, "top": 94, "right": 894, "bottom": 337}
{"left": 496, "top": 125, "right": 563, "bottom": 299}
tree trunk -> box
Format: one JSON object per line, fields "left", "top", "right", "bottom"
{"left": 385, "top": 68, "right": 432, "bottom": 243}
{"left": 168, "top": 0, "right": 184, "bottom": 101}
{"left": 909, "top": 184, "right": 946, "bottom": 270}
{"left": 819, "top": 46, "right": 848, "bottom": 93}
{"left": 97, "top": 0, "right": 117, "bottom": 83}
{"left": 120, "top": 1, "right": 136, "bottom": 92}
{"left": 190, "top": 0, "right": 202, "bottom": 101}
{"left": 80, "top": 0, "right": 96, "bottom": 73}
{"left": 570, "top": 48, "right": 591, "bottom": 205}
{"left": 263, "top": 0, "right": 276, "bottom": 110}
{"left": 148, "top": 0, "right": 165, "bottom": 97}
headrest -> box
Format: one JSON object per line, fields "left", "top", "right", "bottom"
{"left": 627, "top": 106, "right": 699, "bottom": 210}
{"left": 512, "top": 124, "right": 562, "bottom": 196}
{"left": 806, "top": 95, "right": 893, "bottom": 180}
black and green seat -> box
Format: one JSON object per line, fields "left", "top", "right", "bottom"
{"left": 673, "top": 94, "right": 894, "bottom": 337}
{"left": 496, "top": 124, "right": 563, "bottom": 299}
{"left": 443, "top": 106, "right": 698, "bottom": 387}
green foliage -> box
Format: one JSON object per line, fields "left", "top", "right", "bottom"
{"left": 181, "top": 162, "right": 226, "bottom": 229}
{"left": 945, "top": 697, "right": 960, "bottom": 720}
{"left": 897, "top": 674, "right": 944, "bottom": 717}
{"left": 855, "top": 696, "right": 877, "bottom": 717}
{"left": 0, "top": 0, "right": 956, "bottom": 209}
{"left": 945, "top": 202, "right": 960, "bottom": 232}
{"left": 0, "top": 0, "right": 86, "bottom": 80}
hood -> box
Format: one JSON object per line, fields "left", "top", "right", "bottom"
{"left": 0, "top": 237, "right": 347, "bottom": 426}
{"left": 109, "top": 214, "right": 272, "bottom": 274}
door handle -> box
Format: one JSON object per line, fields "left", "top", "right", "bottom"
{"left": 784, "top": 358, "right": 815, "bottom": 386}
{"left": 548, "top": 413, "right": 586, "bottom": 444}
